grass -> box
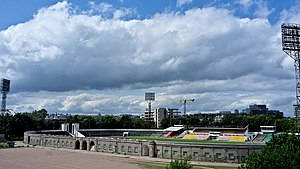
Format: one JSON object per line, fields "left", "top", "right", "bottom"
{"left": 138, "top": 162, "right": 238, "bottom": 169}
{"left": 127, "top": 137, "right": 253, "bottom": 145}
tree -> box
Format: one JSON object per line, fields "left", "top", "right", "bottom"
{"left": 239, "top": 134, "right": 300, "bottom": 169}
{"left": 166, "top": 158, "right": 192, "bottom": 169}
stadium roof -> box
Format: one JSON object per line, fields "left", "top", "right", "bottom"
{"left": 164, "top": 126, "right": 185, "bottom": 132}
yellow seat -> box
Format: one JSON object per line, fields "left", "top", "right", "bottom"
{"left": 228, "top": 136, "right": 246, "bottom": 142}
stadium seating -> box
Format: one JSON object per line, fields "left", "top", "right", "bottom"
{"left": 176, "top": 131, "right": 188, "bottom": 138}
{"left": 172, "top": 133, "right": 180, "bottom": 138}
{"left": 197, "top": 134, "right": 209, "bottom": 140}
{"left": 217, "top": 136, "right": 230, "bottom": 141}
{"left": 150, "top": 132, "right": 164, "bottom": 138}
{"left": 183, "top": 134, "right": 199, "bottom": 139}
{"left": 253, "top": 134, "right": 267, "bottom": 142}
{"left": 223, "top": 130, "right": 232, "bottom": 134}
{"left": 263, "top": 134, "right": 273, "bottom": 142}
{"left": 228, "top": 136, "right": 247, "bottom": 142}
{"left": 183, "top": 134, "right": 209, "bottom": 140}
{"left": 164, "top": 131, "right": 173, "bottom": 137}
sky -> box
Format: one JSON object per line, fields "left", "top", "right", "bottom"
{"left": 1, "top": 0, "right": 300, "bottom": 116}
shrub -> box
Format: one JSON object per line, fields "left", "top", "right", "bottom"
{"left": 166, "top": 158, "right": 192, "bottom": 169}
{"left": 239, "top": 134, "right": 300, "bottom": 169}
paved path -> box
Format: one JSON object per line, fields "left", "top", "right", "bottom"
{"left": 0, "top": 147, "right": 140, "bottom": 169}
{"left": 0, "top": 143, "right": 240, "bottom": 169}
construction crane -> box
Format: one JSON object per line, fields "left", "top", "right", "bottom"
{"left": 158, "top": 98, "right": 195, "bottom": 116}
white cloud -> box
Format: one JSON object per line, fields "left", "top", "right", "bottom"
{"left": 176, "top": 0, "right": 193, "bottom": 7}
{"left": 235, "top": 0, "right": 252, "bottom": 9}
{"left": 254, "top": 0, "right": 274, "bottom": 18}
{"left": 0, "top": 2, "right": 297, "bottom": 116}
{"left": 235, "top": 0, "right": 274, "bottom": 18}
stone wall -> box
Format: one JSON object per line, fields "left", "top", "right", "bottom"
{"left": 24, "top": 132, "right": 263, "bottom": 163}
{"left": 155, "top": 142, "right": 261, "bottom": 163}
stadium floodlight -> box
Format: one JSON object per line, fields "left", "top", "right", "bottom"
{"left": 1, "top": 78, "right": 10, "bottom": 114}
{"left": 145, "top": 92, "right": 155, "bottom": 127}
{"left": 281, "top": 23, "right": 300, "bottom": 132}
{"left": 145, "top": 92, "right": 155, "bottom": 101}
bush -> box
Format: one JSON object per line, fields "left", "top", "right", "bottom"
{"left": 0, "top": 143, "right": 7, "bottom": 149}
{"left": 166, "top": 158, "right": 192, "bottom": 169}
{"left": 239, "top": 134, "right": 300, "bottom": 169}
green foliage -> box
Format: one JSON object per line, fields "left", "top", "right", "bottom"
{"left": 239, "top": 134, "right": 300, "bottom": 169}
{"left": 0, "top": 143, "right": 7, "bottom": 149}
{"left": 166, "top": 158, "right": 193, "bottom": 169}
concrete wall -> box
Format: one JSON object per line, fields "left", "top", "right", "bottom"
{"left": 155, "top": 142, "right": 261, "bottom": 163}
{"left": 24, "top": 132, "right": 262, "bottom": 163}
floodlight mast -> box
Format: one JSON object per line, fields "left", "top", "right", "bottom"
{"left": 145, "top": 92, "right": 155, "bottom": 128}
{"left": 281, "top": 23, "right": 300, "bottom": 130}
{"left": 1, "top": 78, "right": 10, "bottom": 115}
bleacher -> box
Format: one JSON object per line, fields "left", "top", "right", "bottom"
{"left": 217, "top": 135, "right": 230, "bottom": 141}
{"left": 139, "top": 131, "right": 153, "bottom": 137}
{"left": 182, "top": 134, "right": 209, "bottom": 140}
{"left": 253, "top": 134, "right": 267, "bottom": 142}
{"left": 149, "top": 132, "right": 165, "bottom": 138}
{"left": 183, "top": 134, "right": 199, "bottom": 139}
{"left": 263, "top": 134, "right": 273, "bottom": 142}
{"left": 164, "top": 131, "right": 173, "bottom": 137}
{"left": 177, "top": 131, "right": 188, "bottom": 138}
{"left": 228, "top": 136, "right": 247, "bottom": 142}
{"left": 197, "top": 134, "right": 209, "bottom": 140}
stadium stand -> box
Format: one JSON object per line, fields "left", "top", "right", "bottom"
{"left": 228, "top": 136, "right": 247, "bottom": 142}
{"left": 182, "top": 134, "right": 209, "bottom": 140}
{"left": 253, "top": 134, "right": 267, "bottom": 142}
{"left": 217, "top": 135, "right": 230, "bottom": 141}
{"left": 197, "top": 134, "right": 209, "bottom": 140}
{"left": 164, "top": 131, "right": 173, "bottom": 137}
{"left": 150, "top": 132, "right": 165, "bottom": 138}
{"left": 183, "top": 134, "right": 199, "bottom": 139}
{"left": 177, "top": 131, "right": 188, "bottom": 138}
{"left": 263, "top": 134, "right": 273, "bottom": 142}
{"left": 172, "top": 133, "right": 180, "bottom": 138}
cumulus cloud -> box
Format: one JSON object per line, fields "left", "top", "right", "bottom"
{"left": 0, "top": 1, "right": 297, "bottom": 116}
{"left": 254, "top": 0, "right": 274, "bottom": 18}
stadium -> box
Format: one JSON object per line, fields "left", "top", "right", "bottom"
{"left": 23, "top": 123, "right": 271, "bottom": 163}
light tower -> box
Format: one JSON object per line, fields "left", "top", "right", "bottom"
{"left": 1, "top": 78, "right": 10, "bottom": 140}
{"left": 1, "top": 78, "right": 10, "bottom": 114}
{"left": 281, "top": 23, "right": 300, "bottom": 130}
{"left": 145, "top": 92, "right": 155, "bottom": 125}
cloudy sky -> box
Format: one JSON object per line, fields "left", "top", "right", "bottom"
{"left": 0, "top": 0, "right": 299, "bottom": 116}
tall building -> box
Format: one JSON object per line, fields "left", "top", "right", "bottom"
{"left": 242, "top": 104, "right": 283, "bottom": 117}
{"left": 144, "top": 109, "right": 154, "bottom": 123}
{"left": 154, "top": 108, "right": 181, "bottom": 128}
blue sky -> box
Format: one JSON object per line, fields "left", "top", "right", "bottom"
{"left": 1, "top": 0, "right": 300, "bottom": 116}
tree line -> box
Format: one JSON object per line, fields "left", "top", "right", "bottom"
{"left": 160, "top": 114, "right": 297, "bottom": 132}
{"left": 0, "top": 109, "right": 298, "bottom": 140}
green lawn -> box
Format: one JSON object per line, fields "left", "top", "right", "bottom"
{"left": 127, "top": 137, "right": 255, "bottom": 145}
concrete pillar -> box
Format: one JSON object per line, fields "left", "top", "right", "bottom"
{"left": 148, "top": 141, "right": 156, "bottom": 157}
